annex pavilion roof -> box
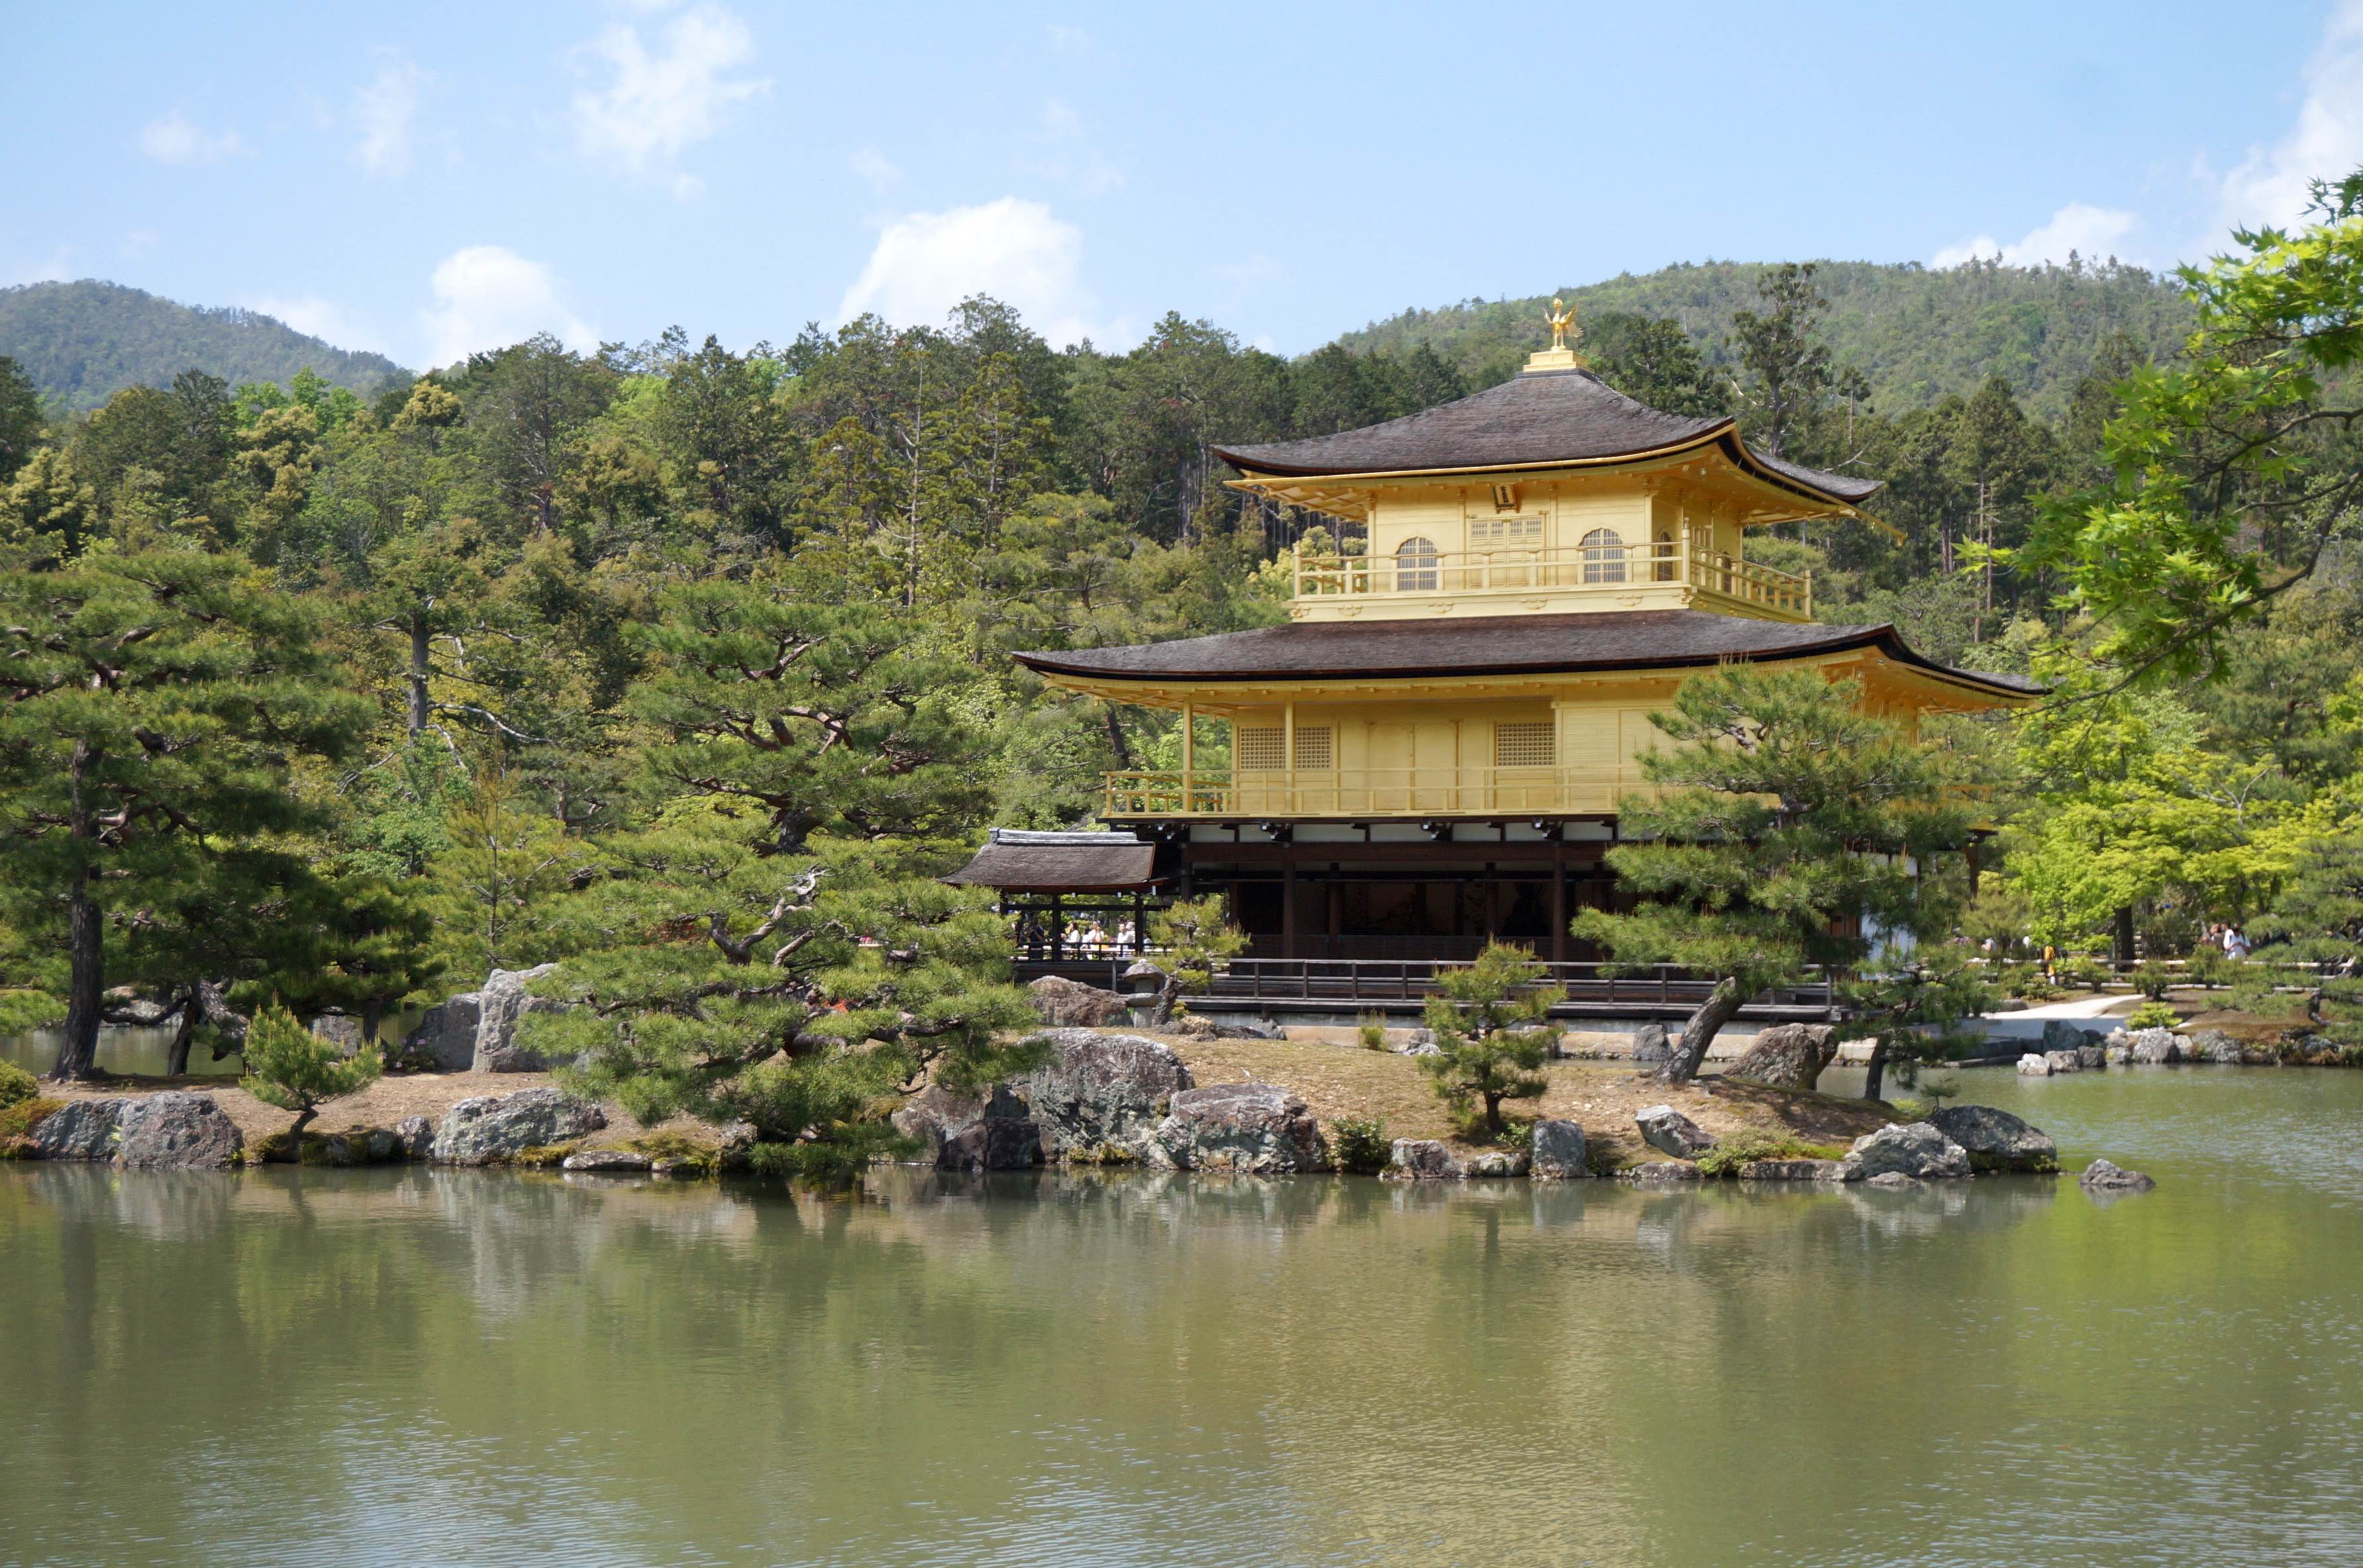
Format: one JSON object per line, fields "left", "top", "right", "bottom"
{"left": 1211, "top": 366, "right": 1882, "bottom": 509}
{"left": 945, "top": 828, "right": 1159, "bottom": 893}
{"left": 1013, "top": 609, "right": 2042, "bottom": 700}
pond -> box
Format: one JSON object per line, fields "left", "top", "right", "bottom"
{"left": 4, "top": 1066, "right": 2360, "bottom": 1567}
{"left": 1, "top": 1026, "right": 243, "bottom": 1080}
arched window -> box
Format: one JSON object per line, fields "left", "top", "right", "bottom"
{"left": 1395, "top": 535, "right": 1440, "bottom": 591}
{"left": 1581, "top": 527, "right": 1626, "bottom": 584}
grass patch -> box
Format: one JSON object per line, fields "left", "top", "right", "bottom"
{"left": 1695, "top": 1130, "right": 1851, "bottom": 1179}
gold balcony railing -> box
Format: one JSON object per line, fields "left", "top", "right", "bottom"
{"left": 1291, "top": 538, "right": 1811, "bottom": 617}
{"left": 1104, "top": 766, "right": 1629, "bottom": 820}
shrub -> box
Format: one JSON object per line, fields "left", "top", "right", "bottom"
{"left": 2129, "top": 961, "right": 2178, "bottom": 1001}
{"left": 1695, "top": 1130, "right": 1850, "bottom": 1178}
{"left": 2055, "top": 957, "right": 2112, "bottom": 991}
{"left": 1355, "top": 1014, "right": 1389, "bottom": 1052}
{"left": 1331, "top": 1116, "right": 1391, "bottom": 1174}
{"left": 241, "top": 1003, "right": 382, "bottom": 1146}
{"left": 0, "top": 1058, "right": 38, "bottom": 1109}
{"left": 0, "top": 1095, "right": 62, "bottom": 1147}
{"left": 2184, "top": 948, "right": 2233, "bottom": 989}
{"left": 2126, "top": 1000, "right": 2182, "bottom": 1030}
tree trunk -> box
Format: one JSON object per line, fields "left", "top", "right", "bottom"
{"left": 166, "top": 987, "right": 197, "bottom": 1077}
{"left": 1862, "top": 1036, "right": 1889, "bottom": 1102}
{"left": 2112, "top": 905, "right": 2137, "bottom": 969}
{"left": 408, "top": 614, "right": 430, "bottom": 737}
{"left": 51, "top": 867, "right": 104, "bottom": 1082}
{"left": 1653, "top": 975, "right": 1747, "bottom": 1085}
{"left": 1102, "top": 704, "right": 1134, "bottom": 770}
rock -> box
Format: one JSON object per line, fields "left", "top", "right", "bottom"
{"left": 2182, "top": 1028, "right": 2248, "bottom": 1065}
{"left": 649, "top": 1157, "right": 705, "bottom": 1177}
{"left": 2104, "top": 1045, "right": 2133, "bottom": 1065}
{"left": 562, "top": 1148, "right": 653, "bottom": 1173}
{"left": 402, "top": 993, "right": 483, "bottom": 1071}
{"left": 1929, "top": 1104, "right": 2058, "bottom": 1173}
{"left": 1621, "top": 1160, "right": 1705, "bottom": 1185}
{"left": 1738, "top": 1158, "right": 1852, "bottom": 1182}
{"left": 1462, "top": 1148, "right": 1530, "bottom": 1179}
{"left": 1839, "top": 1122, "right": 1972, "bottom": 1181}
{"left": 889, "top": 1084, "right": 984, "bottom": 1165}
{"left": 1219, "top": 1018, "right": 1287, "bottom": 1040}
{"left": 1010, "top": 1028, "right": 1193, "bottom": 1161}
{"left": 1628, "top": 1022, "right": 1671, "bottom": 1064}
{"left": 472, "top": 965, "right": 572, "bottom": 1073}
{"left": 308, "top": 1015, "right": 368, "bottom": 1056}
{"left": 1151, "top": 1083, "right": 1329, "bottom": 1173}
{"left": 1722, "top": 1022, "right": 1838, "bottom": 1091}
{"left": 2042, "top": 1049, "right": 2083, "bottom": 1073}
{"left": 2076, "top": 1044, "right": 2107, "bottom": 1070}
{"left": 1530, "top": 1119, "right": 1588, "bottom": 1181}
{"left": 2041, "top": 1019, "right": 2102, "bottom": 1054}
{"left": 1864, "top": 1171, "right": 1923, "bottom": 1191}
{"left": 2124, "top": 1027, "right": 2181, "bottom": 1064}
{"left": 28, "top": 1098, "right": 126, "bottom": 1161}
{"left": 430, "top": 1087, "right": 606, "bottom": 1165}
{"left": 1634, "top": 1104, "right": 1712, "bottom": 1160}
{"left": 1025, "top": 975, "right": 1129, "bottom": 1028}
{"left": 394, "top": 1116, "right": 434, "bottom": 1159}
{"left": 1382, "top": 1139, "right": 1462, "bottom": 1181}
{"left": 2078, "top": 1157, "right": 2156, "bottom": 1192}
{"left": 938, "top": 1085, "right": 1044, "bottom": 1171}
{"left": 115, "top": 1093, "right": 242, "bottom": 1171}
{"left": 1397, "top": 1031, "right": 1440, "bottom": 1057}
{"left": 320, "top": 1126, "right": 401, "bottom": 1165}
{"left": 2017, "top": 1052, "right": 2052, "bottom": 1076}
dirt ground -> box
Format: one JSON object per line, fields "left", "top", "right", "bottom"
{"left": 1157, "top": 1032, "right": 1895, "bottom": 1161}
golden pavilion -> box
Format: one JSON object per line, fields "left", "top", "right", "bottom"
{"left": 996, "top": 320, "right": 2037, "bottom": 970}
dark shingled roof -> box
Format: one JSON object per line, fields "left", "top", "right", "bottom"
{"left": 1014, "top": 610, "right": 2043, "bottom": 697}
{"left": 1212, "top": 368, "right": 1882, "bottom": 507}
{"left": 946, "top": 830, "right": 1158, "bottom": 891}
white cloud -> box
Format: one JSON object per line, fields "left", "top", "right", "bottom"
{"left": 4, "top": 248, "right": 72, "bottom": 287}
{"left": 850, "top": 146, "right": 901, "bottom": 191}
{"left": 246, "top": 293, "right": 383, "bottom": 354}
{"left": 352, "top": 56, "right": 423, "bottom": 176}
{"left": 2215, "top": 1, "right": 2363, "bottom": 231}
{"left": 1028, "top": 97, "right": 1122, "bottom": 195}
{"left": 138, "top": 112, "right": 244, "bottom": 166}
{"left": 838, "top": 197, "right": 1098, "bottom": 346}
{"left": 570, "top": 3, "right": 766, "bottom": 189}
{"left": 1933, "top": 201, "right": 2142, "bottom": 269}
{"left": 417, "top": 246, "right": 595, "bottom": 368}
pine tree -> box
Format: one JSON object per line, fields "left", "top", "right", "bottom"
{"left": 241, "top": 1002, "right": 381, "bottom": 1153}
{"left": 1419, "top": 942, "right": 1562, "bottom": 1138}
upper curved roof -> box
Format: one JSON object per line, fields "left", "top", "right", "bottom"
{"left": 1212, "top": 367, "right": 1882, "bottom": 508}
{"left": 1014, "top": 609, "right": 2041, "bottom": 699}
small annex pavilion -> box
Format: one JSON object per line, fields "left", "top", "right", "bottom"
{"left": 964, "top": 323, "right": 2038, "bottom": 1002}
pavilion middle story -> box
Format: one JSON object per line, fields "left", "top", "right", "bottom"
{"left": 1007, "top": 340, "right": 2040, "bottom": 964}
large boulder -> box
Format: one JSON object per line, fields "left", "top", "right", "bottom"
{"left": 1025, "top": 975, "right": 1129, "bottom": 1029}
{"left": 1462, "top": 1148, "right": 1530, "bottom": 1179}
{"left": 2182, "top": 1028, "right": 2249, "bottom": 1065}
{"left": 2079, "top": 1157, "right": 2156, "bottom": 1192}
{"left": 1531, "top": 1119, "right": 1588, "bottom": 1181}
{"left": 1738, "top": 1158, "right": 1851, "bottom": 1182}
{"left": 1929, "top": 1104, "right": 2058, "bottom": 1173}
{"left": 115, "top": 1093, "right": 243, "bottom": 1171}
{"left": 2121, "top": 1027, "right": 2182, "bottom": 1064}
{"left": 472, "top": 965, "right": 572, "bottom": 1073}
{"left": 2041, "top": 1020, "right": 2102, "bottom": 1054}
{"left": 394, "top": 1116, "right": 434, "bottom": 1159}
{"left": 1011, "top": 1028, "right": 1193, "bottom": 1161}
{"left": 307, "top": 1015, "right": 369, "bottom": 1057}
{"left": 28, "top": 1098, "right": 126, "bottom": 1161}
{"left": 1151, "top": 1083, "right": 1330, "bottom": 1174}
{"left": 1839, "top": 1121, "right": 1972, "bottom": 1181}
{"left": 1634, "top": 1104, "right": 1712, "bottom": 1160}
{"left": 562, "top": 1148, "right": 652, "bottom": 1174}
{"left": 938, "top": 1085, "right": 1044, "bottom": 1171}
{"left": 403, "top": 993, "right": 483, "bottom": 1071}
{"left": 1621, "top": 1160, "right": 1705, "bottom": 1185}
{"left": 1383, "top": 1138, "right": 1462, "bottom": 1181}
{"left": 2017, "top": 1052, "right": 2053, "bottom": 1076}
{"left": 1627, "top": 1022, "right": 1671, "bottom": 1065}
{"left": 1721, "top": 1023, "right": 1838, "bottom": 1091}
{"left": 430, "top": 1087, "right": 605, "bottom": 1165}
{"left": 2042, "top": 1049, "right": 2083, "bottom": 1073}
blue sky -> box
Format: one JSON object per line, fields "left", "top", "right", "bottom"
{"left": 4, "top": 1, "right": 2359, "bottom": 369}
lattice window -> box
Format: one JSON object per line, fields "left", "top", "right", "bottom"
{"left": 1469, "top": 516, "right": 1544, "bottom": 548}
{"left": 1238, "top": 726, "right": 1285, "bottom": 771}
{"left": 1292, "top": 726, "right": 1333, "bottom": 771}
{"left": 1494, "top": 722, "right": 1556, "bottom": 769}
{"left": 1395, "top": 536, "right": 1440, "bottom": 591}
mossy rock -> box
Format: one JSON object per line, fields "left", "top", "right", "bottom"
{"left": 0, "top": 1097, "right": 62, "bottom": 1142}
{"left": 511, "top": 1142, "right": 579, "bottom": 1169}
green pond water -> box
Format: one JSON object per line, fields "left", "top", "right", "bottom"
{"left": 5, "top": 1066, "right": 2362, "bottom": 1568}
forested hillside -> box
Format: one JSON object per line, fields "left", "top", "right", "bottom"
{"left": 1336, "top": 259, "right": 2191, "bottom": 420}
{"left": 0, "top": 280, "right": 407, "bottom": 411}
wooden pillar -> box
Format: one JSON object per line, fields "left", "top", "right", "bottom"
{"left": 1282, "top": 846, "right": 1297, "bottom": 962}
{"left": 1550, "top": 842, "right": 1567, "bottom": 964}
{"left": 1050, "top": 893, "right": 1064, "bottom": 961}
{"left": 1181, "top": 699, "right": 1195, "bottom": 801}
{"left": 1327, "top": 875, "right": 1341, "bottom": 959}
{"left": 1283, "top": 699, "right": 1296, "bottom": 814}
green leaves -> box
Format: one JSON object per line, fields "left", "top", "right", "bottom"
{"left": 240, "top": 1003, "right": 381, "bottom": 1120}
{"left": 1419, "top": 942, "right": 1562, "bottom": 1138}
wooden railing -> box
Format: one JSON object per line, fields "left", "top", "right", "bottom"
{"left": 1291, "top": 538, "right": 1811, "bottom": 617}
{"left": 1103, "top": 765, "right": 1623, "bottom": 820}
{"left": 1204, "top": 958, "right": 1836, "bottom": 1014}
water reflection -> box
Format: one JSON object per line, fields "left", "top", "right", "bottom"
{"left": 5, "top": 1075, "right": 2363, "bottom": 1568}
